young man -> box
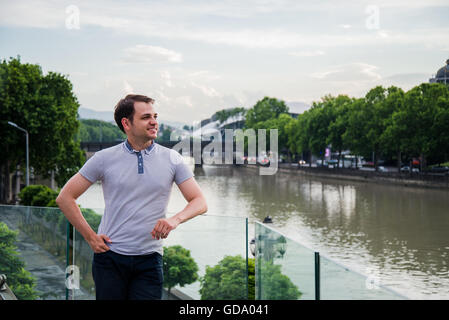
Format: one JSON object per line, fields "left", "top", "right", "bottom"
{"left": 56, "top": 94, "right": 207, "bottom": 300}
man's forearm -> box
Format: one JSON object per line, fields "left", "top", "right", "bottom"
{"left": 172, "top": 196, "right": 208, "bottom": 225}
{"left": 56, "top": 197, "right": 97, "bottom": 242}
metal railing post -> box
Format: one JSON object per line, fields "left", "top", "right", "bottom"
{"left": 65, "top": 220, "right": 70, "bottom": 300}
{"left": 245, "top": 218, "right": 249, "bottom": 300}
{"left": 315, "top": 252, "right": 320, "bottom": 300}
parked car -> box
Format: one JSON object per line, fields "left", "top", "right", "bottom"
{"left": 327, "top": 159, "right": 338, "bottom": 168}
{"left": 378, "top": 166, "right": 388, "bottom": 172}
{"left": 429, "top": 166, "right": 449, "bottom": 173}
{"left": 401, "top": 166, "right": 419, "bottom": 173}
{"left": 316, "top": 160, "right": 327, "bottom": 167}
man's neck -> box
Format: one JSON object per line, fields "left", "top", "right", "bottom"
{"left": 126, "top": 137, "right": 153, "bottom": 151}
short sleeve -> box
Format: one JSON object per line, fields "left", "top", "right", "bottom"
{"left": 171, "top": 150, "right": 194, "bottom": 185}
{"left": 79, "top": 152, "right": 104, "bottom": 183}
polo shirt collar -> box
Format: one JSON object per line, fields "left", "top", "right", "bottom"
{"left": 124, "top": 139, "right": 156, "bottom": 155}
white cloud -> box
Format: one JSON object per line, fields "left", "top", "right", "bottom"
{"left": 1, "top": 1, "right": 448, "bottom": 51}
{"left": 311, "top": 63, "right": 382, "bottom": 82}
{"left": 190, "top": 82, "right": 221, "bottom": 98}
{"left": 175, "top": 96, "right": 194, "bottom": 108}
{"left": 289, "top": 50, "right": 325, "bottom": 57}
{"left": 122, "top": 45, "right": 182, "bottom": 64}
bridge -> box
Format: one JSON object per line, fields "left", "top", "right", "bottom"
{"left": 80, "top": 140, "right": 248, "bottom": 165}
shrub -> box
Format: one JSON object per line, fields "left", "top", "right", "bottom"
{"left": 163, "top": 245, "right": 199, "bottom": 296}
{"left": 259, "top": 261, "right": 301, "bottom": 299}
{"left": 31, "top": 188, "right": 58, "bottom": 207}
{"left": 199, "top": 255, "right": 251, "bottom": 300}
{"left": 18, "top": 185, "right": 58, "bottom": 207}
{"left": 18, "top": 185, "right": 48, "bottom": 206}
{"left": 0, "top": 222, "right": 38, "bottom": 300}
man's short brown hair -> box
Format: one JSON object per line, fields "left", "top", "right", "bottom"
{"left": 114, "top": 94, "right": 155, "bottom": 133}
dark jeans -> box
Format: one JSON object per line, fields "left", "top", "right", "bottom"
{"left": 92, "top": 250, "right": 163, "bottom": 300}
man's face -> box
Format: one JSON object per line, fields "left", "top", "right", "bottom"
{"left": 126, "top": 101, "right": 158, "bottom": 141}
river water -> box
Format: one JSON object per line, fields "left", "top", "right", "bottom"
{"left": 77, "top": 164, "right": 449, "bottom": 300}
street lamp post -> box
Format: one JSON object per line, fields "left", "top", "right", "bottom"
{"left": 7, "top": 121, "right": 29, "bottom": 187}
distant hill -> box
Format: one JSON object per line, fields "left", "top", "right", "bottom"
{"left": 78, "top": 107, "right": 188, "bottom": 129}
{"left": 78, "top": 107, "right": 114, "bottom": 122}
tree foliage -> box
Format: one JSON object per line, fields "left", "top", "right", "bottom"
{"left": 245, "top": 97, "right": 292, "bottom": 154}
{"left": 214, "top": 107, "right": 246, "bottom": 124}
{"left": 258, "top": 261, "right": 301, "bottom": 300}
{"left": 162, "top": 245, "right": 199, "bottom": 295}
{"left": 76, "top": 119, "right": 126, "bottom": 142}
{"left": 245, "top": 97, "right": 289, "bottom": 128}
{"left": 285, "top": 83, "right": 449, "bottom": 168}
{"left": 0, "top": 57, "right": 85, "bottom": 195}
{"left": 199, "top": 255, "right": 250, "bottom": 300}
{"left": 0, "top": 222, "right": 38, "bottom": 300}
{"left": 18, "top": 184, "right": 58, "bottom": 207}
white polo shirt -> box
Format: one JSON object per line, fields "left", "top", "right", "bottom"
{"left": 79, "top": 140, "right": 194, "bottom": 256}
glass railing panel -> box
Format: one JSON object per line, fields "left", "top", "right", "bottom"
{"left": 0, "top": 204, "right": 68, "bottom": 300}
{"left": 70, "top": 207, "right": 102, "bottom": 300}
{"left": 164, "top": 214, "right": 249, "bottom": 300}
{"left": 70, "top": 211, "right": 249, "bottom": 300}
{"left": 320, "top": 254, "right": 406, "bottom": 300}
{"left": 255, "top": 222, "right": 315, "bottom": 300}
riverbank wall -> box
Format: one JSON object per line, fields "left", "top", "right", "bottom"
{"left": 237, "top": 164, "right": 449, "bottom": 190}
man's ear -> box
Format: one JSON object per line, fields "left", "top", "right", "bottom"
{"left": 121, "top": 117, "right": 130, "bottom": 131}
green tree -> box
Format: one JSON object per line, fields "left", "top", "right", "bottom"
{"left": 326, "top": 95, "right": 353, "bottom": 167}
{"left": 18, "top": 184, "right": 59, "bottom": 207}
{"left": 379, "top": 87, "right": 406, "bottom": 171}
{"left": 342, "top": 98, "right": 372, "bottom": 165}
{"left": 244, "top": 97, "right": 290, "bottom": 160}
{"left": 254, "top": 113, "right": 294, "bottom": 156}
{"left": 245, "top": 97, "right": 289, "bottom": 128}
{"left": 381, "top": 83, "right": 449, "bottom": 170}
{"left": 76, "top": 119, "right": 126, "bottom": 142}
{"left": 0, "top": 222, "right": 38, "bottom": 300}
{"left": 18, "top": 185, "right": 49, "bottom": 206}
{"left": 215, "top": 107, "right": 246, "bottom": 124}
{"left": 305, "top": 98, "right": 335, "bottom": 163}
{"left": 199, "top": 255, "right": 250, "bottom": 300}
{"left": 162, "top": 245, "right": 199, "bottom": 296}
{"left": 430, "top": 93, "right": 449, "bottom": 164}
{"left": 155, "top": 123, "right": 176, "bottom": 143}
{"left": 286, "top": 113, "right": 310, "bottom": 163}
{"left": 258, "top": 261, "right": 301, "bottom": 300}
{"left": 0, "top": 57, "right": 85, "bottom": 200}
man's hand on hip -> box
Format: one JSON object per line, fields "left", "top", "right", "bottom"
{"left": 88, "top": 234, "right": 112, "bottom": 253}
{"left": 151, "top": 217, "right": 180, "bottom": 240}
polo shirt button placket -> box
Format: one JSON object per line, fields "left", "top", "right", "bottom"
{"left": 137, "top": 151, "right": 144, "bottom": 174}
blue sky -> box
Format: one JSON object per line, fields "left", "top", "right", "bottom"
{"left": 1, "top": 0, "right": 448, "bottom": 124}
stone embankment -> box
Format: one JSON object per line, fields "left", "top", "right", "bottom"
{"left": 242, "top": 163, "right": 449, "bottom": 189}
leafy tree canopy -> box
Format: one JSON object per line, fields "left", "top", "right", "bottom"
{"left": 0, "top": 56, "right": 85, "bottom": 190}
{"left": 163, "top": 245, "right": 199, "bottom": 295}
